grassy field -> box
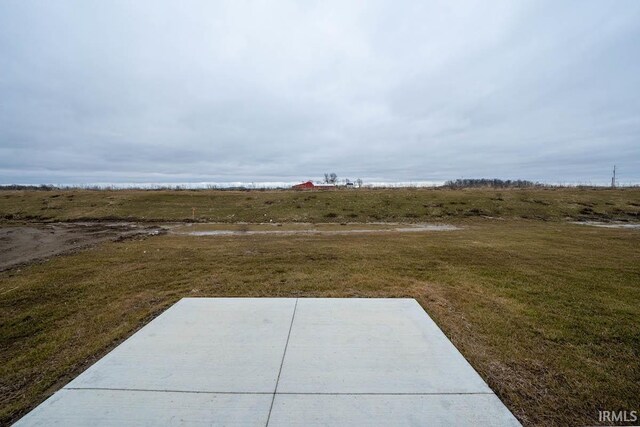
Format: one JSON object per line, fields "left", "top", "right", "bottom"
{"left": 1, "top": 187, "right": 639, "bottom": 223}
{"left": 1, "top": 189, "right": 639, "bottom": 426}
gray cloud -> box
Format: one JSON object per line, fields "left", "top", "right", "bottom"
{"left": 1, "top": 0, "right": 639, "bottom": 185}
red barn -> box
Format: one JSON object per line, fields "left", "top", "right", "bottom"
{"left": 292, "top": 181, "right": 314, "bottom": 190}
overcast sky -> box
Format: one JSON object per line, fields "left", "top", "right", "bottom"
{"left": 1, "top": 1, "right": 639, "bottom": 185}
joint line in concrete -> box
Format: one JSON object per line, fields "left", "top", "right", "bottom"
{"left": 265, "top": 298, "right": 299, "bottom": 427}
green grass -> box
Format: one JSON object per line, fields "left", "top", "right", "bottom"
{"left": 1, "top": 187, "right": 639, "bottom": 222}
{"left": 1, "top": 219, "right": 639, "bottom": 426}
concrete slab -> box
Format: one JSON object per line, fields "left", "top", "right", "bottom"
{"left": 66, "top": 298, "right": 296, "bottom": 392}
{"left": 268, "top": 394, "right": 521, "bottom": 426}
{"left": 16, "top": 298, "right": 520, "bottom": 426}
{"left": 276, "top": 298, "right": 492, "bottom": 393}
{"left": 16, "top": 388, "right": 272, "bottom": 426}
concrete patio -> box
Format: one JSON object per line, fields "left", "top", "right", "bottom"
{"left": 16, "top": 298, "right": 520, "bottom": 426}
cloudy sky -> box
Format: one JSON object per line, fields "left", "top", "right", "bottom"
{"left": 1, "top": 0, "right": 639, "bottom": 185}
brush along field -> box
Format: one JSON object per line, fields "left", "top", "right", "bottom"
{"left": 1, "top": 188, "right": 639, "bottom": 426}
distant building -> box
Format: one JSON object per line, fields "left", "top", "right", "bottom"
{"left": 291, "top": 181, "right": 336, "bottom": 190}
{"left": 292, "top": 181, "right": 315, "bottom": 190}
{"left": 314, "top": 184, "right": 336, "bottom": 190}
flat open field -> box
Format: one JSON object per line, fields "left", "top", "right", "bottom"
{"left": 1, "top": 188, "right": 639, "bottom": 426}
{"left": 2, "top": 187, "right": 640, "bottom": 222}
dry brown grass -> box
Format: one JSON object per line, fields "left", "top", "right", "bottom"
{"left": 1, "top": 219, "right": 639, "bottom": 425}
{"left": 1, "top": 187, "right": 639, "bottom": 223}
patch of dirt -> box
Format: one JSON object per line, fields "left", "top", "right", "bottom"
{"left": 170, "top": 222, "right": 460, "bottom": 236}
{"left": 0, "top": 223, "right": 163, "bottom": 271}
{"left": 571, "top": 221, "right": 640, "bottom": 229}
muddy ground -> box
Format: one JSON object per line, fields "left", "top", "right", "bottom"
{"left": 0, "top": 222, "right": 462, "bottom": 271}
{"left": 0, "top": 223, "right": 162, "bottom": 271}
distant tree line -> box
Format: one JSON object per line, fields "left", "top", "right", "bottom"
{"left": 1, "top": 180, "right": 634, "bottom": 191}
{"left": 444, "top": 179, "right": 543, "bottom": 189}
{"left": 0, "top": 184, "right": 58, "bottom": 191}
{"left": 0, "top": 184, "right": 276, "bottom": 191}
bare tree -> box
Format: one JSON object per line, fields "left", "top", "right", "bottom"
{"left": 324, "top": 172, "right": 338, "bottom": 184}
{"left": 356, "top": 178, "right": 363, "bottom": 188}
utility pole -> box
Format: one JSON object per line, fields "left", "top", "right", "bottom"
{"left": 611, "top": 165, "right": 616, "bottom": 188}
